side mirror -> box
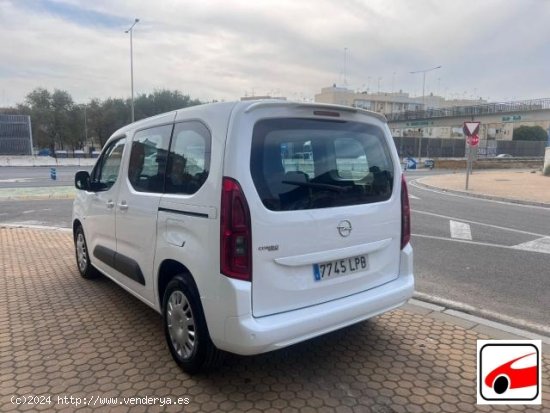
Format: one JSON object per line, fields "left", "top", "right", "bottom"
{"left": 75, "top": 170, "right": 91, "bottom": 191}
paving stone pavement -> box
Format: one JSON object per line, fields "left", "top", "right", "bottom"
{"left": 0, "top": 227, "right": 548, "bottom": 413}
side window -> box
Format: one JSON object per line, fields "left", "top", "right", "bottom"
{"left": 165, "top": 121, "right": 211, "bottom": 195}
{"left": 128, "top": 125, "right": 172, "bottom": 193}
{"left": 91, "top": 138, "right": 126, "bottom": 191}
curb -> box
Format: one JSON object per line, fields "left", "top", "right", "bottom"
{"left": 0, "top": 194, "right": 75, "bottom": 201}
{"left": 0, "top": 223, "right": 72, "bottom": 232}
{"left": 411, "top": 292, "right": 550, "bottom": 339}
{"left": 0, "top": 160, "right": 96, "bottom": 168}
{"left": 414, "top": 177, "right": 550, "bottom": 208}
{"left": 405, "top": 299, "right": 550, "bottom": 349}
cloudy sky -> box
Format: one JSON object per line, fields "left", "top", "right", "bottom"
{"left": 1, "top": 0, "right": 549, "bottom": 106}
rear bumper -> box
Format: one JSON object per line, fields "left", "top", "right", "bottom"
{"left": 217, "top": 244, "right": 414, "bottom": 355}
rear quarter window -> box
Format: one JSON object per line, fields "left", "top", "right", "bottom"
{"left": 165, "top": 121, "right": 211, "bottom": 195}
{"left": 250, "top": 118, "right": 394, "bottom": 211}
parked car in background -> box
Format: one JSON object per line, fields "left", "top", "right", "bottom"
{"left": 424, "top": 159, "right": 435, "bottom": 169}
{"left": 496, "top": 154, "right": 513, "bottom": 158}
{"left": 37, "top": 148, "right": 53, "bottom": 157}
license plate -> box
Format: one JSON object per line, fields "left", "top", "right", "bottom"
{"left": 313, "top": 255, "right": 369, "bottom": 281}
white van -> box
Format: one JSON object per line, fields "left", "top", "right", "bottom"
{"left": 73, "top": 100, "right": 414, "bottom": 373}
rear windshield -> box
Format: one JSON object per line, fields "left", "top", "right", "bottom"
{"left": 250, "top": 118, "right": 395, "bottom": 211}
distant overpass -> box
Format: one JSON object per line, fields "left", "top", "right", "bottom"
{"left": 387, "top": 98, "right": 550, "bottom": 140}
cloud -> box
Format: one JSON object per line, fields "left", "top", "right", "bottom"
{"left": 17, "top": 0, "right": 128, "bottom": 28}
{"left": 0, "top": 0, "right": 549, "bottom": 107}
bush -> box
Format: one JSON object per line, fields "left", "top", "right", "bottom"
{"left": 512, "top": 125, "right": 548, "bottom": 141}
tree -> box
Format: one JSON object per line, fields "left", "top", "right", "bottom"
{"left": 18, "top": 88, "right": 54, "bottom": 150}
{"left": 134, "top": 89, "right": 201, "bottom": 121}
{"left": 11, "top": 87, "right": 203, "bottom": 152}
{"left": 91, "top": 98, "right": 129, "bottom": 146}
{"left": 512, "top": 125, "right": 548, "bottom": 141}
{"left": 18, "top": 88, "right": 81, "bottom": 151}
{"left": 51, "top": 89, "right": 78, "bottom": 150}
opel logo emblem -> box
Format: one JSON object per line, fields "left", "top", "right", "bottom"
{"left": 337, "top": 220, "right": 352, "bottom": 237}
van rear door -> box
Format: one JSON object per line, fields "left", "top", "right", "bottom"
{"left": 247, "top": 114, "right": 401, "bottom": 317}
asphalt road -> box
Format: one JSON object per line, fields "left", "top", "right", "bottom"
{"left": 0, "top": 198, "right": 73, "bottom": 228}
{"left": 407, "top": 172, "right": 550, "bottom": 329}
{"left": 0, "top": 167, "right": 548, "bottom": 329}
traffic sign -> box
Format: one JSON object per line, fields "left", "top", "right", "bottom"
{"left": 467, "top": 135, "right": 480, "bottom": 147}
{"left": 463, "top": 121, "right": 480, "bottom": 136}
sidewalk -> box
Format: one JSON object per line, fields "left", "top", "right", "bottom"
{"left": 0, "top": 156, "right": 96, "bottom": 167}
{"left": 418, "top": 169, "right": 550, "bottom": 207}
{"left": 0, "top": 186, "right": 75, "bottom": 201}
{"left": 0, "top": 226, "right": 548, "bottom": 413}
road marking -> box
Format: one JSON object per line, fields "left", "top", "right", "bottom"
{"left": 450, "top": 220, "right": 472, "bottom": 240}
{"left": 411, "top": 233, "right": 549, "bottom": 253}
{"left": 0, "top": 178, "right": 33, "bottom": 183}
{"left": 22, "top": 210, "right": 36, "bottom": 214}
{"left": 412, "top": 209, "right": 550, "bottom": 238}
{"left": 511, "top": 237, "right": 550, "bottom": 255}
{"left": 409, "top": 179, "right": 550, "bottom": 210}
{"left": 409, "top": 194, "right": 420, "bottom": 200}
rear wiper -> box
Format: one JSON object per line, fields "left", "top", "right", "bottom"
{"left": 282, "top": 180, "right": 347, "bottom": 193}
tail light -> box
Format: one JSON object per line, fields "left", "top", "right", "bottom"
{"left": 221, "top": 177, "right": 252, "bottom": 281}
{"left": 401, "top": 174, "right": 411, "bottom": 249}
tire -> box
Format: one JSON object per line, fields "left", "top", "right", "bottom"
{"left": 163, "top": 275, "right": 223, "bottom": 374}
{"left": 74, "top": 225, "right": 99, "bottom": 279}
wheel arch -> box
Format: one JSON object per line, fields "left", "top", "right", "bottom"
{"left": 157, "top": 259, "right": 200, "bottom": 310}
{"left": 73, "top": 219, "right": 83, "bottom": 239}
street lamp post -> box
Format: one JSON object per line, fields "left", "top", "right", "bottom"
{"left": 410, "top": 65, "right": 442, "bottom": 163}
{"left": 83, "top": 104, "right": 88, "bottom": 151}
{"left": 125, "top": 18, "right": 140, "bottom": 123}
{"left": 78, "top": 103, "right": 89, "bottom": 153}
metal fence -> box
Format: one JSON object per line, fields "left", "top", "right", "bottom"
{"left": 494, "top": 140, "right": 547, "bottom": 157}
{"left": 393, "top": 137, "right": 546, "bottom": 158}
{"left": 0, "top": 114, "right": 32, "bottom": 155}
{"left": 393, "top": 137, "right": 466, "bottom": 158}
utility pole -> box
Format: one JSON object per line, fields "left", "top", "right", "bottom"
{"left": 125, "top": 18, "right": 140, "bottom": 123}
{"left": 410, "top": 65, "right": 442, "bottom": 163}
{"left": 343, "top": 47, "right": 348, "bottom": 87}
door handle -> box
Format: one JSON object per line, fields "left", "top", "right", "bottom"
{"left": 118, "top": 201, "right": 129, "bottom": 211}
{"left": 106, "top": 200, "right": 115, "bottom": 209}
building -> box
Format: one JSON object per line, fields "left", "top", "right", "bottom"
{"left": 314, "top": 86, "right": 549, "bottom": 157}
{"left": 315, "top": 85, "right": 423, "bottom": 115}
{"left": 314, "top": 85, "right": 486, "bottom": 116}
{"left": 0, "top": 114, "right": 32, "bottom": 155}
